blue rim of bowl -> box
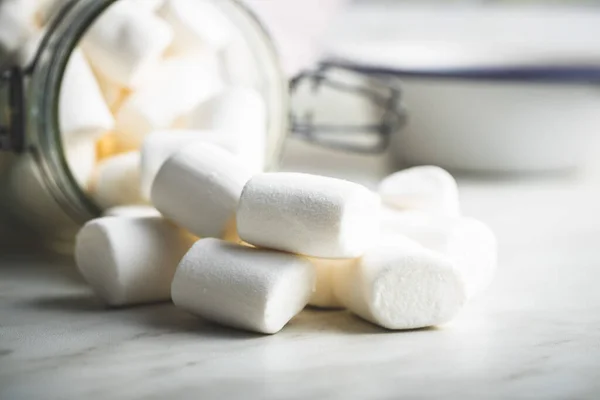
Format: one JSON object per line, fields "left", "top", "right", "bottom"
{"left": 323, "top": 58, "right": 600, "bottom": 84}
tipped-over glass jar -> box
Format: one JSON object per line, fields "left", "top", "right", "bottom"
{"left": 0, "top": 0, "right": 403, "bottom": 249}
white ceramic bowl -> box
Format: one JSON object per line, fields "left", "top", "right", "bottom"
{"left": 392, "top": 76, "right": 600, "bottom": 173}
{"left": 326, "top": 3, "right": 600, "bottom": 173}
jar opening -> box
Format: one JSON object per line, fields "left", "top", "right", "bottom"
{"left": 25, "top": 0, "right": 288, "bottom": 229}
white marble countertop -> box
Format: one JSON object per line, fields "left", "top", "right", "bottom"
{"left": 2, "top": 140, "right": 600, "bottom": 399}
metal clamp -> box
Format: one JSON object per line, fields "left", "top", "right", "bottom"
{"left": 0, "top": 0, "right": 82, "bottom": 155}
{"left": 290, "top": 60, "right": 406, "bottom": 154}
{"left": 0, "top": 67, "right": 25, "bottom": 153}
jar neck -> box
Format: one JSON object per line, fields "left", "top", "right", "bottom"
{"left": 26, "top": 0, "right": 288, "bottom": 225}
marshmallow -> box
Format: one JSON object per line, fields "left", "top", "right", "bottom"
{"left": 81, "top": 2, "right": 173, "bottom": 88}
{"left": 103, "top": 205, "right": 161, "bottom": 218}
{"left": 59, "top": 49, "right": 114, "bottom": 140}
{"left": 140, "top": 129, "right": 228, "bottom": 199}
{"left": 95, "top": 132, "right": 137, "bottom": 161}
{"left": 64, "top": 137, "right": 96, "bottom": 189}
{"left": 191, "top": 87, "right": 265, "bottom": 136}
{"left": 170, "top": 114, "right": 192, "bottom": 129}
{"left": 185, "top": 98, "right": 213, "bottom": 130}
{"left": 237, "top": 173, "right": 380, "bottom": 259}
{"left": 378, "top": 166, "right": 460, "bottom": 217}
{"left": 91, "top": 151, "right": 145, "bottom": 209}
{"left": 171, "top": 238, "right": 315, "bottom": 334}
{"left": 160, "top": 0, "right": 234, "bottom": 52}
{"left": 333, "top": 236, "right": 467, "bottom": 330}
{"left": 94, "top": 69, "right": 130, "bottom": 113}
{"left": 380, "top": 209, "right": 497, "bottom": 298}
{"left": 140, "top": 127, "right": 263, "bottom": 200}
{"left": 75, "top": 216, "right": 196, "bottom": 306}
{"left": 0, "top": 0, "right": 37, "bottom": 60}
{"left": 115, "top": 53, "right": 222, "bottom": 145}
{"left": 221, "top": 38, "right": 260, "bottom": 88}
{"left": 308, "top": 258, "right": 349, "bottom": 309}
{"left": 151, "top": 143, "right": 252, "bottom": 238}
{"left": 192, "top": 88, "right": 267, "bottom": 172}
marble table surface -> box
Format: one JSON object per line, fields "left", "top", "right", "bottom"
{"left": 2, "top": 141, "right": 600, "bottom": 399}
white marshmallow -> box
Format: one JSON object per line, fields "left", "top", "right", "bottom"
{"left": 185, "top": 97, "right": 213, "bottom": 129}
{"left": 95, "top": 132, "right": 138, "bottom": 161}
{"left": 308, "top": 258, "right": 349, "bottom": 309}
{"left": 59, "top": 49, "right": 114, "bottom": 140}
{"left": 103, "top": 205, "right": 161, "bottom": 218}
{"left": 237, "top": 173, "right": 380, "bottom": 259}
{"left": 220, "top": 38, "right": 260, "bottom": 88}
{"left": 91, "top": 151, "right": 145, "bottom": 209}
{"left": 191, "top": 88, "right": 265, "bottom": 133}
{"left": 140, "top": 129, "right": 229, "bottom": 199}
{"left": 160, "top": 0, "right": 234, "bottom": 52}
{"left": 333, "top": 236, "right": 467, "bottom": 330}
{"left": 81, "top": 2, "right": 173, "bottom": 88}
{"left": 171, "top": 238, "right": 315, "bottom": 334}
{"left": 64, "top": 137, "right": 96, "bottom": 189}
{"left": 380, "top": 209, "right": 497, "bottom": 299}
{"left": 0, "top": 0, "right": 37, "bottom": 60}
{"left": 75, "top": 216, "right": 196, "bottom": 306}
{"left": 191, "top": 88, "right": 267, "bottom": 172}
{"left": 94, "top": 69, "right": 129, "bottom": 113}
{"left": 151, "top": 143, "right": 252, "bottom": 238}
{"left": 378, "top": 166, "right": 460, "bottom": 217}
{"left": 116, "top": 54, "right": 222, "bottom": 145}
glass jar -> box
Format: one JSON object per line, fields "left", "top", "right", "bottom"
{"left": 0, "top": 0, "right": 288, "bottom": 245}
{"left": 0, "top": 0, "right": 403, "bottom": 249}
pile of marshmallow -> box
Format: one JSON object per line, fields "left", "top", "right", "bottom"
{"left": 1, "top": 0, "right": 264, "bottom": 205}
{"left": 2, "top": 0, "right": 496, "bottom": 334}
{"left": 76, "top": 142, "right": 497, "bottom": 334}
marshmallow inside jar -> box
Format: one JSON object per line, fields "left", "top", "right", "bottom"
{"left": 0, "top": 0, "right": 289, "bottom": 253}
{"left": 22, "top": 0, "right": 287, "bottom": 236}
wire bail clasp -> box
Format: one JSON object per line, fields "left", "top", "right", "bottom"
{"left": 289, "top": 61, "right": 406, "bottom": 154}
{"left": 0, "top": 66, "right": 25, "bottom": 153}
